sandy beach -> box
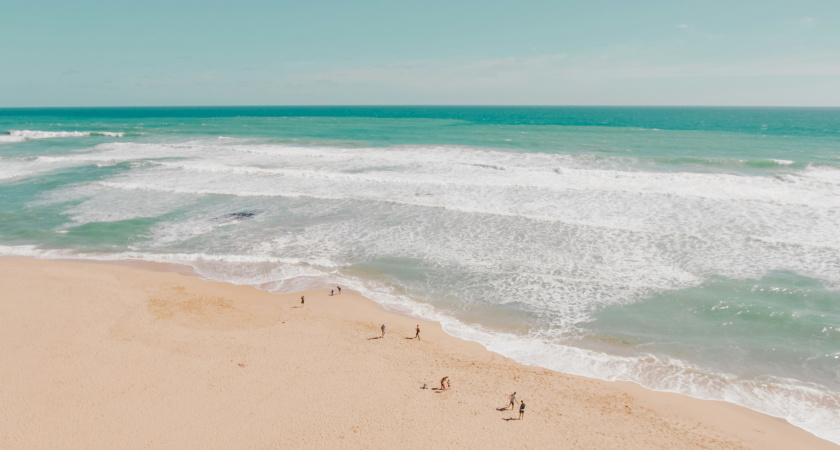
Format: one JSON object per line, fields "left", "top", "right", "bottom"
{"left": 0, "top": 257, "right": 835, "bottom": 449}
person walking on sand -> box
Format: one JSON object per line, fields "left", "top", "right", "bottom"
{"left": 440, "top": 376, "right": 449, "bottom": 390}
{"left": 330, "top": 289, "right": 334, "bottom": 296}
{"left": 508, "top": 392, "right": 517, "bottom": 410}
{"left": 337, "top": 285, "right": 342, "bottom": 295}
{"left": 300, "top": 295, "right": 304, "bottom": 305}
{"left": 415, "top": 324, "right": 420, "bottom": 339}
{"left": 381, "top": 324, "right": 386, "bottom": 338}
{"left": 519, "top": 400, "right": 525, "bottom": 420}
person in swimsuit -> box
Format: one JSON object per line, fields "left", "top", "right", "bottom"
{"left": 508, "top": 392, "right": 517, "bottom": 410}
{"left": 519, "top": 400, "right": 525, "bottom": 420}
{"left": 300, "top": 295, "right": 304, "bottom": 305}
{"left": 381, "top": 324, "right": 386, "bottom": 338}
{"left": 330, "top": 289, "right": 334, "bottom": 296}
{"left": 415, "top": 324, "right": 420, "bottom": 339}
{"left": 337, "top": 286, "right": 342, "bottom": 295}
{"left": 440, "top": 376, "right": 448, "bottom": 390}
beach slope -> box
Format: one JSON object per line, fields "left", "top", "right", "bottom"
{"left": 0, "top": 258, "right": 834, "bottom": 449}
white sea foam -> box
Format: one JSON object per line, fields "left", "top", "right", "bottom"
{"left": 0, "top": 135, "right": 26, "bottom": 143}
{"left": 33, "top": 140, "right": 839, "bottom": 208}
{"left": 33, "top": 137, "right": 828, "bottom": 295}
{"left": 57, "top": 186, "right": 198, "bottom": 227}
{"left": 802, "top": 165, "right": 840, "bottom": 185}
{"left": 0, "top": 157, "right": 81, "bottom": 181}
{"left": 8, "top": 130, "right": 125, "bottom": 139}
{"left": 0, "top": 161, "right": 37, "bottom": 180}
{"left": 11, "top": 138, "right": 840, "bottom": 288}
{"left": 152, "top": 158, "right": 840, "bottom": 208}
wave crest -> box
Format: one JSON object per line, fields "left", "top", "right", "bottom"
{"left": 5, "top": 130, "right": 125, "bottom": 140}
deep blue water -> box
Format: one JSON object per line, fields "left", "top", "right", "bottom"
{"left": 2, "top": 105, "right": 839, "bottom": 136}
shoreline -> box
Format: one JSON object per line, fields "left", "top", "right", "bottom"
{"left": 0, "top": 256, "right": 836, "bottom": 449}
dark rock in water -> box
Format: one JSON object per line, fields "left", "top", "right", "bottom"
{"left": 217, "top": 210, "right": 261, "bottom": 221}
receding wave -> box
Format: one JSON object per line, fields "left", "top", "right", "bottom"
{"left": 0, "top": 135, "right": 27, "bottom": 143}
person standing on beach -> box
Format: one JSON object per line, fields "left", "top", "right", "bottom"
{"left": 330, "top": 289, "right": 334, "bottom": 296}
{"left": 440, "top": 376, "right": 448, "bottom": 390}
{"left": 519, "top": 400, "right": 525, "bottom": 420}
{"left": 337, "top": 286, "right": 341, "bottom": 295}
{"left": 381, "top": 324, "right": 386, "bottom": 338}
{"left": 300, "top": 295, "right": 304, "bottom": 305}
{"left": 508, "top": 392, "right": 517, "bottom": 410}
{"left": 415, "top": 324, "right": 420, "bottom": 339}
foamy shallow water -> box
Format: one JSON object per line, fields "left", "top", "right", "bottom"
{"left": 1, "top": 107, "right": 839, "bottom": 443}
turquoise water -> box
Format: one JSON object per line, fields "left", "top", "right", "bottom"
{"left": 1, "top": 107, "right": 839, "bottom": 442}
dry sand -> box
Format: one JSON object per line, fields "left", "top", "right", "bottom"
{"left": 0, "top": 257, "right": 835, "bottom": 449}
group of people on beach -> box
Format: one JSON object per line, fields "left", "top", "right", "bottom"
{"left": 378, "top": 323, "right": 421, "bottom": 339}
{"left": 301, "top": 286, "right": 342, "bottom": 306}
{"left": 373, "top": 311, "right": 526, "bottom": 420}
{"left": 298, "top": 285, "right": 526, "bottom": 420}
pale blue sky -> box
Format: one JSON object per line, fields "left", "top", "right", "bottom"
{"left": 1, "top": 0, "right": 838, "bottom": 106}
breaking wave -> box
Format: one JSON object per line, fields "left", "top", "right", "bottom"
{"left": 3, "top": 129, "right": 125, "bottom": 141}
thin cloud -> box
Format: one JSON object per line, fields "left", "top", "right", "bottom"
{"left": 53, "top": 50, "right": 838, "bottom": 106}
{"left": 676, "top": 24, "right": 689, "bottom": 29}
{"left": 286, "top": 52, "right": 840, "bottom": 94}
{"left": 800, "top": 17, "right": 814, "bottom": 26}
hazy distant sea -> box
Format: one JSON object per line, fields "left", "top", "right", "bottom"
{"left": 2, "top": 106, "right": 838, "bottom": 443}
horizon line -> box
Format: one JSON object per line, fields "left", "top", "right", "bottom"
{"left": 2, "top": 104, "right": 840, "bottom": 109}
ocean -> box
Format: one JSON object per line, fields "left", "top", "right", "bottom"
{"left": 1, "top": 106, "right": 838, "bottom": 443}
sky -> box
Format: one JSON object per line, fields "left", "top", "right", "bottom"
{"left": 1, "top": 0, "right": 838, "bottom": 106}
